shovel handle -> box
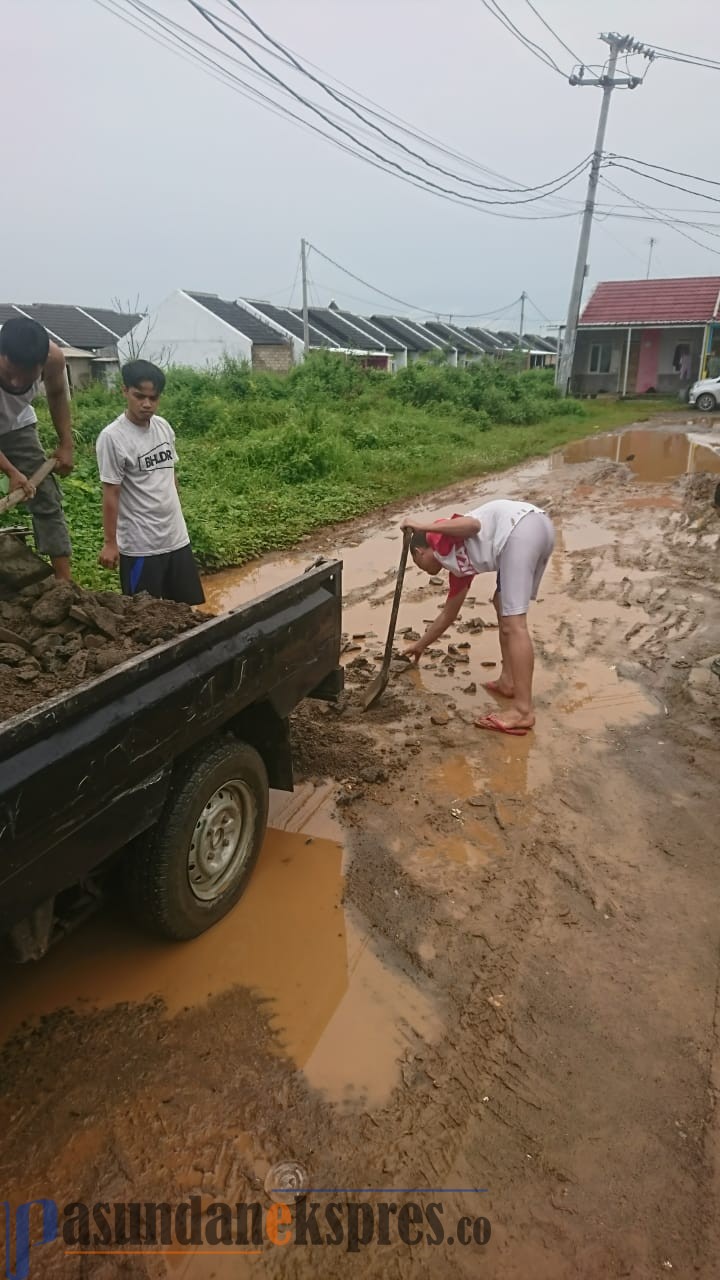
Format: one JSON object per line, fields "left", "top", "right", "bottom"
{"left": 0, "top": 457, "right": 57, "bottom": 516}
{"left": 381, "top": 528, "right": 412, "bottom": 666}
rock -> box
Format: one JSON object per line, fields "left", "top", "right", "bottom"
{"left": 0, "top": 603, "right": 27, "bottom": 625}
{"left": 80, "top": 601, "right": 119, "bottom": 639}
{"left": 615, "top": 661, "right": 644, "bottom": 681}
{"left": 429, "top": 577, "right": 443, "bottom": 586}
{"left": 19, "top": 582, "right": 44, "bottom": 600}
{"left": 66, "top": 650, "right": 90, "bottom": 680}
{"left": 93, "top": 646, "right": 127, "bottom": 674}
{"left": 31, "top": 633, "right": 65, "bottom": 659}
{"left": 0, "top": 625, "right": 31, "bottom": 651}
{"left": 0, "top": 643, "right": 28, "bottom": 666}
{"left": 469, "top": 794, "right": 491, "bottom": 808}
{"left": 15, "top": 665, "right": 40, "bottom": 682}
{"left": 30, "top": 581, "right": 75, "bottom": 626}
{"left": 359, "top": 766, "right": 388, "bottom": 784}
{"left": 687, "top": 666, "right": 714, "bottom": 692}
{"left": 481, "top": 661, "right": 497, "bottom": 668}
{"left": 462, "top": 682, "right": 477, "bottom": 695}
{"left": 430, "top": 711, "right": 451, "bottom": 726}
{"left": 83, "top": 633, "right": 105, "bottom": 650}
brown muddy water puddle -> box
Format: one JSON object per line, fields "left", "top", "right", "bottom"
{"left": 0, "top": 803, "right": 440, "bottom": 1109}
{"left": 560, "top": 426, "right": 720, "bottom": 481}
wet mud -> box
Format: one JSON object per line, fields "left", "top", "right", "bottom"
{"left": 1, "top": 417, "right": 719, "bottom": 1278}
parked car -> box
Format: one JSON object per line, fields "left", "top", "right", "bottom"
{"left": 688, "top": 375, "right": 720, "bottom": 412}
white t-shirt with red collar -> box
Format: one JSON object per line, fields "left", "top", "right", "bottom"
{"left": 427, "top": 499, "right": 542, "bottom": 598}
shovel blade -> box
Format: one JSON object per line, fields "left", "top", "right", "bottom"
{"left": 362, "top": 669, "right": 389, "bottom": 711}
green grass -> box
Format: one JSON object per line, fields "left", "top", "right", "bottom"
{"left": 0, "top": 355, "right": 676, "bottom": 589}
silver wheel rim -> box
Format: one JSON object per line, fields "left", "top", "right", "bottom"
{"left": 698, "top": 394, "right": 715, "bottom": 411}
{"left": 188, "top": 779, "right": 256, "bottom": 902}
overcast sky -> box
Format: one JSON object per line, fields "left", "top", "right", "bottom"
{"left": 6, "top": 0, "right": 719, "bottom": 327}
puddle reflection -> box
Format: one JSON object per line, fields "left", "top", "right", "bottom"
{"left": 560, "top": 428, "right": 720, "bottom": 481}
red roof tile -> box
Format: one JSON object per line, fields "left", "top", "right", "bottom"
{"left": 579, "top": 277, "right": 720, "bottom": 326}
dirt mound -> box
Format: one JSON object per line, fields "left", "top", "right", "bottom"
{"left": 291, "top": 701, "right": 387, "bottom": 785}
{"left": 0, "top": 579, "right": 202, "bottom": 722}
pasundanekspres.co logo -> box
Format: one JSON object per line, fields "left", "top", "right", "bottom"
{"left": 3, "top": 1188, "right": 490, "bottom": 1275}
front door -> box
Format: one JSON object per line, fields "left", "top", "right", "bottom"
{"left": 636, "top": 329, "right": 661, "bottom": 393}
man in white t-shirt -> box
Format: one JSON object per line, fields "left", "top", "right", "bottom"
{"left": 96, "top": 360, "right": 204, "bottom": 605}
{"left": 401, "top": 498, "right": 555, "bottom": 735}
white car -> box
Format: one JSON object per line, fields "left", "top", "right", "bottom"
{"left": 688, "top": 375, "right": 720, "bottom": 412}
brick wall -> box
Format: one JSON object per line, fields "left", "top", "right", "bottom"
{"left": 251, "top": 343, "right": 294, "bottom": 373}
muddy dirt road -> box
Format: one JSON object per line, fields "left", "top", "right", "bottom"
{"left": 1, "top": 416, "right": 719, "bottom": 1278}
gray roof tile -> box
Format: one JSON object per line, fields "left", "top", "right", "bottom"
{"left": 187, "top": 292, "right": 287, "bottom": 345}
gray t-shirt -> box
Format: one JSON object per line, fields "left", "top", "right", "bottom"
{"left": 96, "top": 413, "right": 189, "bottom": 557}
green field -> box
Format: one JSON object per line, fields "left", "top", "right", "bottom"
{"left": 2, "top": 355, "right": 674, "bottom": 589}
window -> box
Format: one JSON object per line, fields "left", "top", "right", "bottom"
{"left": 589, "top": 343, "right": 612, "bottom": 374}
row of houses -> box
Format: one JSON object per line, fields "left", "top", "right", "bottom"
{"left": 116, "top": 289, "right": 558, "bottom": 375}
{"left": 0, "top": 302, "right": 140, "bottom": 388}
{"left": 6, "top": 275, "right": 718, "bottom": 398}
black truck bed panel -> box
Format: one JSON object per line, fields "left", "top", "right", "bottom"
{"left": 0, "top": 562, "right": 342, "bottom": 932}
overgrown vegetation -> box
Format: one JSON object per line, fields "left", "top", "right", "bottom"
{"left": 1, "top": 354, "right": 665, "bottom": 588}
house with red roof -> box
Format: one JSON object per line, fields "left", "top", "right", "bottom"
{"left": 572, "top": 276, "right": 720, "bottom": 397}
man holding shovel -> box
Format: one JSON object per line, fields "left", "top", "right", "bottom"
{"left": 0, "top": 317, "right": 73, "bottom": 580}
{"left": 401, "top": 498, "right": 554, "bottom": 735}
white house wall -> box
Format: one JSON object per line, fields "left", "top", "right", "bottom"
{"left": 118, "top": 290, "right": 253, "bottom": 369}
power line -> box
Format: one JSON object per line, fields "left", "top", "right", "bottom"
{"left": 96, "top": 0, "right": 575, "bottom": 219}
{"left": 607, "top": 154, "right": 720, "bottom": 192}
{"left": 479, "top": 0, "right": 568, "bottom": 76}
{"left": 521, "top": 0, "right": 585, "bottom": 66}
{"left": 188, "top": 0, "right": 589, "bottom": 208}
{"left": 95, "top": 0, "right": 594, "bottom": 222}
{"left": 606, "top": 162, "right": 720, "bottom": 207}
{"left": 651, "top": 43, "right": 720, "bottom": 70}
{"left": 206, "top": 0, "right": 591, "bottom": 205}
{"left": 306, "top": 243, "right": 527, "bottom": 320}
{"left": 600, "top": 178, "right": 720, "bottom": 257}
{"left": 218, "top": 0, "right": 588, "bottom": 195}
{"left": 524, "top": 293, "right": 553, "bottom": 324}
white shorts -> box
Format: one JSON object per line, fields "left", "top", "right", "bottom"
{"left": 496, "top": 511, "right": 555, "bottom": 616}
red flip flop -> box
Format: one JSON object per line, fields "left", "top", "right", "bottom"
{"left": 475, "top": 713, "right": 529, "bottom": 737}
{"left": 482, "top": 680, "right": 514, "bottom": 699}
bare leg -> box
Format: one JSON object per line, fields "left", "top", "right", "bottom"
{"left": 51, "top": 555, "right": 71, "bottom": 582}
{"left": 498, "top": 613, "right": 535, "bottom": 727}
{"left": 486, "top": 590, "right": 514, "bottom": 696}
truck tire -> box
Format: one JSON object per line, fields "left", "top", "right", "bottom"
{"left": 125, "top": 738, "right": 269, "bottom": 941}
{"left": 696, "top": 391, "right": 717, "bottom": 412}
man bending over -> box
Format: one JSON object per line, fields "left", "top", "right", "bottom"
{"left": 402, "top": 498, "right": 555, "bottom": 735}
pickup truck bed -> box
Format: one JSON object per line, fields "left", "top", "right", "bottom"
{"left": 0, "top": 560, "right": 342, "bottom": 958}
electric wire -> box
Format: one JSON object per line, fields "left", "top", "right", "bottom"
{"left": 521, "top": 0, "right": 585, "bottom": 66}
{"left": 221, "top": 0, "right": 586, "bottom": 194}
{"left": 187, "top": 0, "right": 588, "bottom": 207}
{"left": 95, "top": 0, "right": 580, "bottom": 218}
{"left": 479, "top": 0, "right": 568, "bottom": 75}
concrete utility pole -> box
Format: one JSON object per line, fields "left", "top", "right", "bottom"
{"left": 646, "top": 236, "right": 656, "bottom": 279}
{"left": 517, "top": 291, "right": 526, "bottom": 349}
{"left": 556, "top": 33, "right": 655, "bottom": 395}
{"left": 301, "top": 238, "right": 310, "bottom": 357}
